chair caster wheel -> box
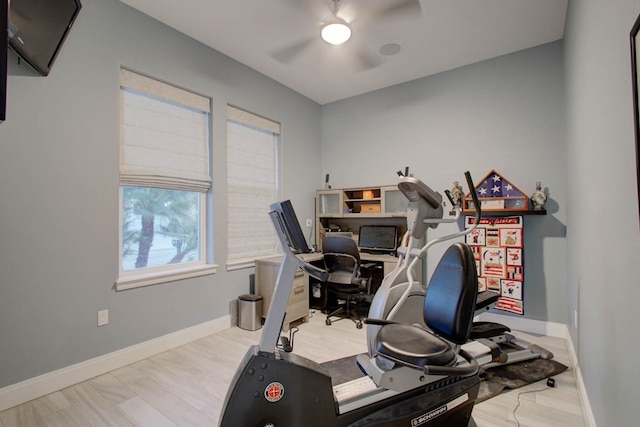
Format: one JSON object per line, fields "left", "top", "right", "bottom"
{"left": 326, "top": 319, "right": 332, "bottom": 326}
{"left": 356, "top": 322, "right": 363, "bottom": 329}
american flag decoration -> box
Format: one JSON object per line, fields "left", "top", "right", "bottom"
{"left": 464, "top": 170, "right": 529, "bottom": 211}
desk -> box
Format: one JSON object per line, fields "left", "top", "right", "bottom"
{"left": 297, "top": 251, "right": 399, "bottom": 276}
{"left": 254, "top": 252, "right": 403, "bottom": 330}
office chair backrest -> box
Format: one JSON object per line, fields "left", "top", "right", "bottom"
{"left": 424, "top": 242, "right": 478, "bottom": 345}
{"left": 322, "top": 235, "right": 361, "bottom": 285}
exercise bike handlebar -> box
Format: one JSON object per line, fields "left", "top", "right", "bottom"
{"left": 422, "top": 349, "right": 479, "bottom": 377}
{"left": 421, "top": 171, "right": 481, "bottom": 253}
{"left": 464, "top": 170, "right": 481, "bottom": 228}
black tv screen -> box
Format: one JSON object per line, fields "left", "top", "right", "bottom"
{"left": 1, "top": 0, "right": 7, "bottom": 122}
{"left": 8, "top": 0, "right": 82, "bottom": 76}
{"left": 358, "top": 225, "right": 398, "bottom": 254}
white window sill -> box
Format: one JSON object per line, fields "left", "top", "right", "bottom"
{"left": 116, "top": 264, "right": 218, "bottom": 291}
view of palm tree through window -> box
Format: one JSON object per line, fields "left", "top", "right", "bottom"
{"left": 122, "top": 187, "right": 201, "bottom": 270}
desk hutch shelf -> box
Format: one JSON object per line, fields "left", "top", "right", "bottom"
{"left": 315, "top": 185, "right": 409, "bottom": 249}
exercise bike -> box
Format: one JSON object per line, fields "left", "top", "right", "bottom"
{"left": 364, "top": 171, "right": 553, "bottom": 370}
{"left": 219, "top": 195, "right": 482, "bottom": 426}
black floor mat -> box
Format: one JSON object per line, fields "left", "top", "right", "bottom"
{"left": 320, "top": 354, "right": 568, "bottom": 403}
{"left": 476, "top": 358, "right": 568, "bottom": 402}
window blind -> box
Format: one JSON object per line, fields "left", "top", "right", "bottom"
{"left": 227, "top": 105, "right": 281, "bottom": 262}
{"left": 120, "top": 69, "right": 212, "bottom": 192}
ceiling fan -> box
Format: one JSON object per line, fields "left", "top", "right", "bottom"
{"left": 271, "top": 0, "right": 422, "bottom": 70}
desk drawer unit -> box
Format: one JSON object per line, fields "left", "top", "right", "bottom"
{"left": 255, "top": 257, "right": 309, "bottom": 331}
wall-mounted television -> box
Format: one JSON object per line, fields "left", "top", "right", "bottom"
{"left": 1, "top": 0, "right": 8, "bottom": 122}
{"left": 8, "top": 0, "right": 82, "bottom": 76}
{"left": 358, "top": 225, "right": 398, "bottom": 254}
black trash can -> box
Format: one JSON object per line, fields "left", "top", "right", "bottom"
{"left": 238, "top": 294, "right": 263, "bottom": 331}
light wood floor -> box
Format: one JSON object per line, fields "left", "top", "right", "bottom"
{"left": 0, "top": 311, "right": 586, "bottom": 426}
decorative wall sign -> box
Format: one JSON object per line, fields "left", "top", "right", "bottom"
{"left": 466, "top": 215, "right": 525, "bottom": 315}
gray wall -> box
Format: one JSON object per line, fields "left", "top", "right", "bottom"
{"left": 0, "top": 0, "right": 322, "bottom": 388}
{"left": 564, "top": 0, "right": 640, "bottom": 425}
{"left": 321, "top": 41, "right": 568, "bottom": 323}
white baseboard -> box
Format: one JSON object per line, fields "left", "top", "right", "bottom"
{"left": 475, "top": 312, "right": 596, "bottom": 426}
{"left": 0, "top": 315, "right": 231, "bottom": 412}
{"left": 564, "top": 329, "right": 597, "bottom": 427}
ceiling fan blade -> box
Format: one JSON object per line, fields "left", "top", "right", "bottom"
{"left": 270, "top": 38, "right": 316, "bottom": 64}
{"left": 383, "top": 0, "right": 422, "bottom": 17}
{"left": 353, "top": 47, "right": 383, "bottom": 71}
{"left": 282, "top": 0, "right": 335, "bottom": 21}
{"left": 366, "top": 0, "right": 422, "bottom": 24}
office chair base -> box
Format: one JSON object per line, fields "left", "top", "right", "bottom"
{"left": 325, "top": 317, "right": 363, "bottom": 328}
{"left": 326, "top": 303, "right": 365, "bottom": 328}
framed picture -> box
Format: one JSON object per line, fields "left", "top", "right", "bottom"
{"left": 629, "top": 13, "right": 640, "bottom": 222}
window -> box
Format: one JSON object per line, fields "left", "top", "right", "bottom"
{"left": 117, "top": 69, "right": 215, "bottom": 290}
{"left": 226, "top": 106, "right": 281, "bottom": 269}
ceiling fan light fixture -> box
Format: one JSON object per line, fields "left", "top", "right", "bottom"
{"left": 321, "top": 22, "right": 351, "bottom": 45}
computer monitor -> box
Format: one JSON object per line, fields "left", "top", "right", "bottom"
{"left": 269, "top": 200, "right": 310, "bottom": 254}
{"left": 358, "top": 225, "right": 398, "bottom": 254}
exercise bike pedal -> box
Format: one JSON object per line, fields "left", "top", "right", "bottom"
{"left": 280, "top": 336, "right": 292, "bottom": 352}
{"left": 528, "top": 344, "right": 554, "bottom": 360}
{"left": 469, "top": 321, "right": 511, "bottom": 339}
{"left": 278, "top": 326, "right": 299, "bottom": 353}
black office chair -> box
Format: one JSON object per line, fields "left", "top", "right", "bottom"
{"left": 372, "top": 242, "right": 479, "bottom": 374}
{"left": 322, "top": 235, "right": 370, "bottom": 329}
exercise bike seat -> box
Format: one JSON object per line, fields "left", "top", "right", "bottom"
{"left": 376, "top": 323, "right": 458, "bottom": 368}
{"left": 374, "top": 242, "right": 478, "bottom": 373}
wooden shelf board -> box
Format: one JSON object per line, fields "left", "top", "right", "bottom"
{"left": 462, "top": 209, "right": 547, "bottom": 216}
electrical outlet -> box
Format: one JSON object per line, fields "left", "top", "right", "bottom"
{"left": 97, "top": 309, "right": 109, "bottom": 326}
{"left": 305, "top": 218, "right": 313, "bottom": 227}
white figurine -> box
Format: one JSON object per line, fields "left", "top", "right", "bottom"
{"left": 451, "top": 181, "right": 464, "bottom": 206}
{"left": 531, "top": 181, "right": 547, "bottom": 210}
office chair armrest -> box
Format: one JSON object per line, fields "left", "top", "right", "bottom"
{"left": 361, "top": 262, "right": 379, "bottom": 269}
{"left": 323, "top": 252, "right": 359, "bottom": 264}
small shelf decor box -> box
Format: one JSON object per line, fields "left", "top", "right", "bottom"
{"left": 361, "top": 204, "right": 381, "bottom": 213}
{"left": 464, "top": 170, "right": 529, "bottom": 212}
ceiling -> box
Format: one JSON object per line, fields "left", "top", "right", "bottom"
{"left": 119, "top": 0, "right": 568, "bottom": 105}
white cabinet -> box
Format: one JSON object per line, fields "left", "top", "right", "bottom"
{"left": 381, "top": 186, "right": 409, "bottom": 216}
{"left": 317, "top": 190, "right": 343, "bottom": 217}
{"left": 316, "top": 185, "right": 408, "bottom": 218}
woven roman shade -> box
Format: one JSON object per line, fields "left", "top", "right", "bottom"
{"left": 119, "top": 69, "right": 211, "bottom": 192}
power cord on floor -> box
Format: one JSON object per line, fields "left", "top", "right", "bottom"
{"left": 512, "top": 386, "right": 549, "bottom": 426}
